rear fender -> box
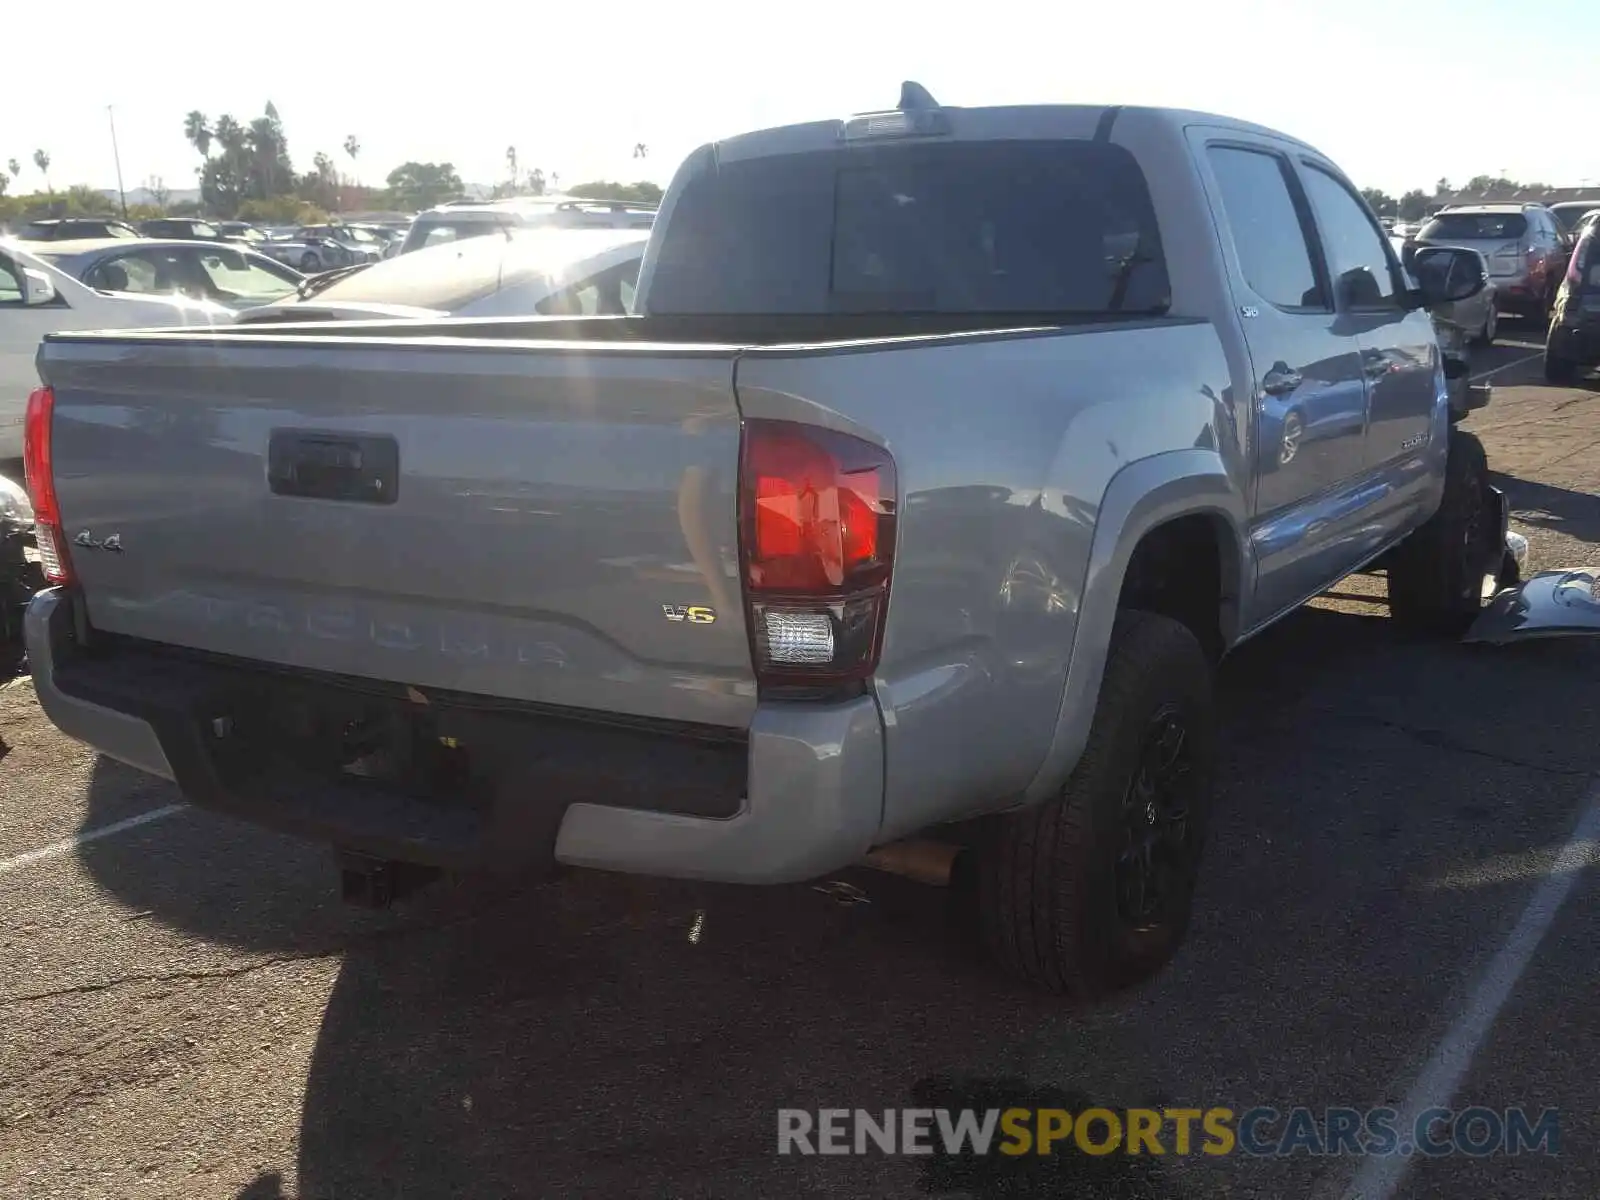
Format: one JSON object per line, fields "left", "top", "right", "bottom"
{"left": 1021, "top": 449, "right": 1248, "bottom": 805}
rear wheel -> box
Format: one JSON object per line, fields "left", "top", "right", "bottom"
{"left": 975, "top": 611, "right": 1216, "bottom": 999}
{"left": 299, "top": 251, "right": 319, "bottom": 272}
{"left": 1544, "top": 349, "right": 1578, "bottom": 385}
{"left": 1387, "top": 429, "right": 1495, "bottom": 635}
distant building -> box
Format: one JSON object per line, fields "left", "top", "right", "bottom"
{"left": 1434, "top": 185, "right": 1600, "bottom": 209}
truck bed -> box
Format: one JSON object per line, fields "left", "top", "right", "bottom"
{"left": 37, "top": 311, "right": 1231, "bottom": 860}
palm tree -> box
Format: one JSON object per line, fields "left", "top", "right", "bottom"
{"left": 247, "top": 117, "right": 281, "bottom": 196}
{"left": 214, "top": 115, "right": 245, "bottom": 154}
{"left": 342, "top": 134, "right": 360, "bottom": 191}
{"left": 633, "top": 143, "right": 648, "bottom": 160}
{"left": 183, "top": 111, "right": 212, "bottom": 157}
{"left": 6, "top": 159, "right": 19, "bottom": 181}
{"left": 32, "top": 149, "right": 50, "bottom": 195}
{"left": 505, "top": 145, "right": 518, "bottom": 192}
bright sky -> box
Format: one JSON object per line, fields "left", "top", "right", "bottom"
{"left": 5, "top": 0, "right": 1598, "bottom": 198}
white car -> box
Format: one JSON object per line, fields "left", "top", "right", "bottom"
{"left": 235, "top": 226, "right": 649, "bottom": 324}
{"left": 0, "top": 239, "right": 236, "bottom": 463}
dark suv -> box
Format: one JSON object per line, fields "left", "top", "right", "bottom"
{"left": 1545, "top": 222, "right": 1600, "bottom": 383}
{"left": 17, "top": 217, "right": 141, "bottom": 241}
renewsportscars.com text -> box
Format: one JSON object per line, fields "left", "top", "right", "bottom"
{"left": 777, "top": 1106, "right": 1560, "bottom": 1158}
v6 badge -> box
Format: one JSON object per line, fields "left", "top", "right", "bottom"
{"left": 662, "top": 604, "right": 717, "bottom": 625}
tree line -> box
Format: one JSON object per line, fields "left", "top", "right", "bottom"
{"left": 0, "top": 102, "right": 663, "bottom": 224}
{"left": 1359, "top": 176, "right": 1575, "bottom": 222}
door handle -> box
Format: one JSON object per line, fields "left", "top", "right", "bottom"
{"left": 1261, "top": 365, "right": 1302, "bottom": 396}
{"left": 268, "top": 430, "right": 399, "bottom": 504}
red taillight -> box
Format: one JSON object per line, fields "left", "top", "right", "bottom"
{"left": 24, "top": 385, "right": 73, "bottom": 585}
{"left": 738, "top": 419, "right": 896, "bottom": 689}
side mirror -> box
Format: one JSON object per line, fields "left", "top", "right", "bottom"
{"left": 1406, "top": 246, "right": 1486, "bottom": 309}
{"left": 21, "top": 267, "right": 57, "bottom": 306}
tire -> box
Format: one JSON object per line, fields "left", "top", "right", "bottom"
{"left": 1387, "top": 429, "right": 1495, "bottom": 635}
{"left": 1544, "top": 350, "right": 1577, "bottom": 385}
{"left": 299, "top": 251, "right": 319, "bottom": 272}
{"left": 975, "top": 610, "right": 1216, "bottom": 999}
{"left": 1473, "top": 305, "right": 1497, "bottom": 348}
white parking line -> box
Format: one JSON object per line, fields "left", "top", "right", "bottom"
{"left": 0, "top": 804, "right": 184, "bottom": 876}
{"left": 1340, "top": 778, "right": 1600, "bottom": 1200}
{"left": 1471, "top": 350, "right": 1543, "bottom": 383}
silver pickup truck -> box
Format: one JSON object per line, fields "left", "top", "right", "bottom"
{"left": 22, "top": 86, "right": 1514, "bottom": 997}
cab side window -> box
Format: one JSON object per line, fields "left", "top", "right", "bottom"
{"left": 1300, "top": 164, "right": 1401, "bottom": 310}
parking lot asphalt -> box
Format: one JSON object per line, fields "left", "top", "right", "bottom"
{"left": 3, "top": 327, "right": 1600, "bottom": 1199}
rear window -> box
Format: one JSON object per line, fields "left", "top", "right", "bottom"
{"left": 647, "top": 140, "right": 1171, "bottom": 316}
{"left": 1419, "top": 213, "right": 1527, "bottom": 241}
{"left": 1555, "top": 206, "right": 1600, "bottom": 233}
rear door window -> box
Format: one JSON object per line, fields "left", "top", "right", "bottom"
{"left": 1206, "top": 146, "right": 1324, "bottom": 310}
{"left": 647, "top": 140, "right": 1170, "bottom": 316}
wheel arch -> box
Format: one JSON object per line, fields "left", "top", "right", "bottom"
{"left": 1022, "top": 449, "right": 1248, "bottom": 805}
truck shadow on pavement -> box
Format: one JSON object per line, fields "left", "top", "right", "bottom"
{"left": 1492, "top": 473, "right": 1600, "bottom": 546}
{"left": 67, "top": 601, "right": 1600, "bottom": 1199}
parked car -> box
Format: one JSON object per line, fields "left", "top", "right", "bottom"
{"left": 1549, "top": 201, "right": 1600, "bottom": 240}
{"left": 257, "top": 226, "right": 382, "bottom": 273}
{"left": 398, "top": 197, "right": 656, "bottom": 255}
{"left": 1544, "top": 221, "right": 1600, "bottom": 383}
{"left": 235, "top": 227, "right": 647, "bottom": 323}
{"left": 1391, "top": 236, "right": 1497, "bottom": 420}
{"left": 139, "top": 218, "right": 225, "bottom": 242}
{"left": 300, "top": 224, "right": 387, "bottom": 262}
{"left": 23, "top": 87, "right": 1517, "bottom": 998}
{"left": 346, "top": 224, "right": 406, "bottom": 258}
{"left": 0, "top": 239, "right": 235, "bottom": 463}
{"left": 28, "top": 238, "right": 304, "bottom": 311}
{"left": 1413, "top": 204, "right": 1566, "bottom": 319}
{"left": 1394, "top": 236, "right": 1498, "bottom": 347}
{"left": 215, "top": 221, "right": 269, "bottom": 246}
{"left": 15, "top": 218, "right": 141, "bottom": 242}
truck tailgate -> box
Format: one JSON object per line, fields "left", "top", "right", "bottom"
{"left": 40, "top": 334, "right": 756, "bottom": 728}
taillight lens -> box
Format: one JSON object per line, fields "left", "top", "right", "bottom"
{"left": 24, "top": 385, "right": 74, "bottom": 584}
{"left": 739, "top": 419, "right": 896, "bottom": 689}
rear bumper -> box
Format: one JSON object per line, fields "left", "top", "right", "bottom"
{"left": 1489, "top": 279, "right": 1545, "bottom": 313}
{"left": 26, "top": 589, "right": 885, "bottom": 884}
